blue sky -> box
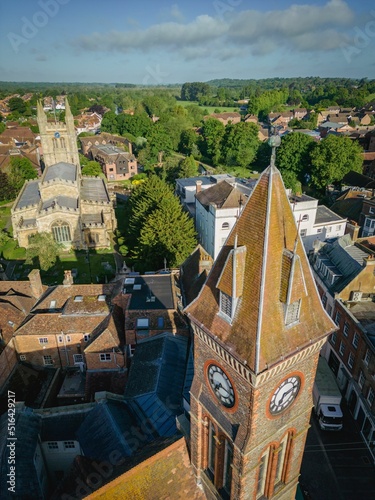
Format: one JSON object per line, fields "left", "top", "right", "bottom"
{"left": 0, "top": 0, "right": 374, "bottom": 83}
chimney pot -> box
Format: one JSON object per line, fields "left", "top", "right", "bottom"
{"left": 196, "top": 180, "right": 202, "bottom": 193}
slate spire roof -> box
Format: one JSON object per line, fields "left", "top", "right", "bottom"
{"left": 186, "top": 165, "right": 336, "bottom": 374}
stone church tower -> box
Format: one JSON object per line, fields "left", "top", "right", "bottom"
{"left": 37, "top": 98, "right": 80, "bottom": 168}
{"left": 185, "top": 157, "right": 336, "bottom": 499}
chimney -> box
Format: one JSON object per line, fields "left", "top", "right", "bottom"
{"left": 63, "top": 270, "right": 74, "bottom": 286}
{"left": 196, "top": 180, "right": 202, "bottom": 194}
{"left": 346, "top": 220, "right": 360, "bottom": 242}
{"left": 28, "top": 269, "right": 44, "bottom": 299}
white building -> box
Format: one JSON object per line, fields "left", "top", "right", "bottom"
{"left": 289, "top": 193, "right": 347, "bottom": 252}
{"left": 195, "top": 181, "right": 249, "bottom": 259}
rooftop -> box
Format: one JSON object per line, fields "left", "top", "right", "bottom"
{"left": 125, "top": 274, "right": 175, "bottom": 310}
{"left": 43, "top": 162, "right": 77, "bottom": 182}
{"left": 315, "top": 205, "right": 345, "bottom": 225}
{"left": 81, "top": 177, "right": 109, "bottom": 202}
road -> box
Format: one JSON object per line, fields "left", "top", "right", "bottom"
{"left": 300, "top": 406, "right": 375, "bottom": 500}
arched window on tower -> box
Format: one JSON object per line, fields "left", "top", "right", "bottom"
{"left": 222, "top": 222, "right": 230, "bottom": 230}
{"left": 52, "top": 138, "right": 57, "bottom": 150}
{"left": 60, "top": 137, "right": 66, "bottom": 149}
{"left": 204, "top": 418, "right": 233, "bottom": 495}
{"left": 51, "top": 220, "right": 72, "bottom": 243}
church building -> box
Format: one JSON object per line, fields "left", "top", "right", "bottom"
{"left": 11, "top": 99, "right": 116, "bottom": 249}
{"left": 185, "top": 152, "right": 336, "bottom": 499}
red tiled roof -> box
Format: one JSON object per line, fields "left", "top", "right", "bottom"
{"left": 186, "top": 165, "right": 336, "bottom": 373}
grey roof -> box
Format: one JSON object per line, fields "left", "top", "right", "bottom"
{"left": 43, "top": 162, "right": 77, "bottom": 182}
{"left": 318, "top": 235, "right": 367, "bottom": 293}
{"left": 41, "top": 196, "right": 78, "bottom": 210}
{"left": 81, "top": 213, "right": 103, "bottom": 224}
{"left": 126, "top": 275, "right": 175, "bottom": 310}
{"left": 315, "top": 205, "right": 345, "bottom": 225}
{"left": 95, "top": 144, "right": 123, "bottom": 155}
{"left": 177, "top": 176, "right": 214, "bottom": 187}
{"left": 320, "top": 121, "right": 342, "bottom": 129}
{"left": 0, "top": 409, "right": 42, "bottom": 499}
{"left": 81, "top": 177, "right": 109, "bottom": 202}
{"left": 77, "top": 400, "right": 151, "bottom": 463}
{"left": 40, "top": 408, "right": 91, "bottom": 441}
{"left": 125, "top": 333, "right": 188, "bottom": 436}
{"left": 16, "top": 180, "right": 40, "bottom": 209}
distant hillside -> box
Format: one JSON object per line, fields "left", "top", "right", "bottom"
{"left": 205, "top": 77, "right": 368, "bottom": 89}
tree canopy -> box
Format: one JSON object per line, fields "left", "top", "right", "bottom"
{"left": 123, "top": 176, "right": 196, "bottom": 271}
{"left": 25, "top": 233, "right": 62, "bottom": 271}
{"left": 276, "top": 133, "right": 315, "bottom": 190}
{"left": 310, "top": 135, "right": 363, "bottom": 189}
{"left": 81, "top": 161, "right": 102, "bottom": 176}
{"left": 8, "top": 156, "right": 37, "bottom": 193}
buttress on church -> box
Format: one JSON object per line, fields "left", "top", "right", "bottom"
{"left": 11, "top": 99, "right": 116, "bottom": 249}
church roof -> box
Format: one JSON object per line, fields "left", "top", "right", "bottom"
{"left": 81, "top": 177, "right": 110, "bottom": 202}
{"left": 186, "top": 165, "right": 336, "bottom": 373}
{"left": 15, "top": 180, "right": 40, "bottom": 209}
{"left": 43, "top": 162, "right": 77, "bottom": 182}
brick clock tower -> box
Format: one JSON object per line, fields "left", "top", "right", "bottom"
{"left": 185, "top": 148, "right": 336, "bottom": 499}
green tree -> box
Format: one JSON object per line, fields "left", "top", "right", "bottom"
{"left": 0, "top": 122, "right": 5, "bottom": 134}
{"left": 200, "top": 118, "right": 225, "bottom": 165}
{"left": 276, "top": 133, "right": 315, "bottom": 186}
{"left": 222, "top": 122, "right": 260, "bottom": 167}
{"left": 310, "top": 135, "right": 363, "bottom": 189}
{"left": 178, "top": 155, "right": 198, "bottom": 178}
{"left": 101, "top": 111, "right": 119, "bottom": 134}
{"left": 8, "top": 97, "right": 27, "bottom": 114}
{"left": 81, "top": 161, "right": 102, "bottom": 176}
{"left": 0, "top": 172, "right": 15, "bottom": 201}
{"left": 124, "top": 176, "right": 196, "bottom": 270}
{"left": 25, "top": 232, "right": 62, "bottom": 271}
{"left": 179, "top": 129, "right": 198, "bottom": 156}
{"left": 8, "top": 156, "right": 37, "bottom": 192}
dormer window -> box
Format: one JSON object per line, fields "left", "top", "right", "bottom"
{"left": 220, "top": 291, "right": 232, "bottom": 320}
{"left": 285, "top": 300, "right": 301, "bottom": 326}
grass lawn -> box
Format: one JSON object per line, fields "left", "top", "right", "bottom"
{"left": 0, "top": 206, "right": 11, "bottom": 232}
{"left": 177, "top": 100, "right": 240, "bottom": 114}
{"left": 365, "top": 93, "right": 375, "bottom": 103}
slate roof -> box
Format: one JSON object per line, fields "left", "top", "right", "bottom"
{"left": 40, "top": 406, "right": 93, "bottom": 441}
{"left": 126, "top": 275, "right": 175, "bottom": 310}
{"left": 81, "top": 177, "right": 110, "bottom": 202}
{"left": 125, "top": 333, "right": 188, "bottom": 436}
{"left": 342, "top": 170, "right": 374, "bottom": 188}
{"left": 41, "top": 196, "right": 78, "bottom": 210}
{"left": 330, "top": 197, "right": 364, "bottom": 223}
{"left": 186, "top": 165, "right": 336, "bottom": 373}
{"left": 43, "top": 162, "right": 77, "bottom": 182}
{"left": 180, "top": 245, "right": 213, "bottom": 307}
{"left": 15, "top": 179, "right": 40, "bottom": 209}
{"left": 195, "top": 180, "right": 246, "bottom": 209}
{"left": 0, "top": 409, "right": 42, "bottom": 499}
{"left": 77, "top": 399, "right": 152, "bottom": 463}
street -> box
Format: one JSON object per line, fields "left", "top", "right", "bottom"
{"left": 300, "top": 405, "right": 375, "bottom": 500}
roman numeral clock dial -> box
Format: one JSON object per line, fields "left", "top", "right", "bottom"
{"left": 269, "top": 375, "right": 301, "bottom": 415}
{"left": 207, "top": 364, "right": 235, "bottom": 409}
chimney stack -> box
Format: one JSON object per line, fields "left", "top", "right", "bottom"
{"left": 63, "top": 270, "right": 74, "bottom": 286}
{"left": 28, "top": 269, "right": 44, "bottom": 299}
{"left": 196, "top": 180, "right": 202, "bottom": 194}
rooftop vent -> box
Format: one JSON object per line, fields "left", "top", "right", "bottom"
{"left": 97, "top": 294, "right": 106, "bottom": 301}
{"left": 74, "top": 296, "right": 83, "bottom": 302}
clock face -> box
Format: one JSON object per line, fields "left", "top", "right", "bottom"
{"left": 54, "top": 131, "right": 60, "bottom": 138}
{"left": 269, "top": 376, "right": 301, "bottom": 415}
{"left": 208, "top": 364, "right": 235, "bottom": 408}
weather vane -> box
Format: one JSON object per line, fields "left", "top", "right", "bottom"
{"left": 268, "top": 126, "right": 281, "bottom": 167}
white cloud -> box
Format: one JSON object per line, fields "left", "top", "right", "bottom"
{"left": 70, "top": 1, "right": 356, "bottom": 61}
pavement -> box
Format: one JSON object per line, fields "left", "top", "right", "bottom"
{"left": 300, "top": 404, "right": 375, "bottom": 500}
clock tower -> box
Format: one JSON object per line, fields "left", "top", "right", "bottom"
{"left": 185, "top": 151, "right": 336, "bottom": 499}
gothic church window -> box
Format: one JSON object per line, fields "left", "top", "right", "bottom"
{"left": 52, "top": 221, "right": 72, "bottom": 243}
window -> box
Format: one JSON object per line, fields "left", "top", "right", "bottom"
{"left": 222, "top": 222, "right": 230, "bottom": 230}
{"left": 63, "top": 441, "right": 75, "bottom": 450}
{"left": 208, "top": 421, "right": 216, "bottom": 479}
{"left": 285, "top": 300, "right": 301, "bottom": 325}
{"left": 136, "top": 318, "right": 149, "bottom": 329}
{"left": 43, "top": 355, "right": 53, "bottom": 365}
{"left": 334, "top": 311, "right": 341, "bottom": 326}
{"left": 83, "top": 334, "right": 90, "bottom": 342}
{"left": 331, "top": 332, "right": 337, "bottom": 345}
{"left": 257, "top": 452, "right": 269, "bottom": 499}
{"left": 58, "top": 335, "right": 63, "bottom": 343}
{"left": 370, "top": 207, "right": 375, "bottom": 215}
{"left": 367, "top": 387, "right": 375, "bottom": 406}
{"left": 47, "top": 442, "right": 58, "bottom": 450}
{"left": 343, "top": 322, "right": 349, "bottom": 337}
{"left": 352, "top": 332, "right": 360, "bottom": 349}
{"left": 223, "top": 440, "right": 233, "bottom": 494}
{"left": 51, "top": 220, "right": 72, "bottom": 243}
{"left": 358, "top": 371, "right": 365, "bottom": 389}
{"left": 364, "top": 349, "right": 371, "bottom": 366}
{"left": 322, "top": 295, "right": 327, "bottom": 308}
{"left": 39, "top": 337, "right": 48, "bottom": 345}
{"left": 302, "top": 214, "right": 309, "bottom": 221}
{"left": 66, "top": 335, "right": 71, "bottom": 343}
{"left": 100, "top": 353, "right": 111, "bottom": 362}
{"left": 300, "top": 229, "right": 307, "bottom": 237}
{"left": 157, "top": 317, "right": 164, "bottom": 329}
{"left": 19, "top": 354, "right": 26, "bottom": 361}
{"left": 339, "top": 341, "right": 345, "bottom": 356}
{"left": 327, "top": 226, "right": 332, "bottom": 233}
{"left": 348, "top": 352, "right": 355, "bottom": 369}
{"left": 49, "top": 300, "right": 56, "bottom": 309}
{"left": 337, "top": 225, "right": 342, "bottom": 231}
{"left": 275, "top": 435, "right": 288, "bottom": 485}
{"left": 73, "top": 354, "right": 83, "bottom": 364}
{"left": 220, "top": 291, "right": 232, "bottom": 320}
{"left": 317, "top": 228, "right": 323, "bottom": 234}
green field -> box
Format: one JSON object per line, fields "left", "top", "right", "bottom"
{"left": 365, "top": 93, "right": 375, "bottom": 103}
{"left": 178, "top": 100, "right": 240, "bottom": 114}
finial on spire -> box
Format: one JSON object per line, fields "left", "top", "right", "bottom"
{"left": 268, "top": 126, "right": 281, "bottom": 168}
